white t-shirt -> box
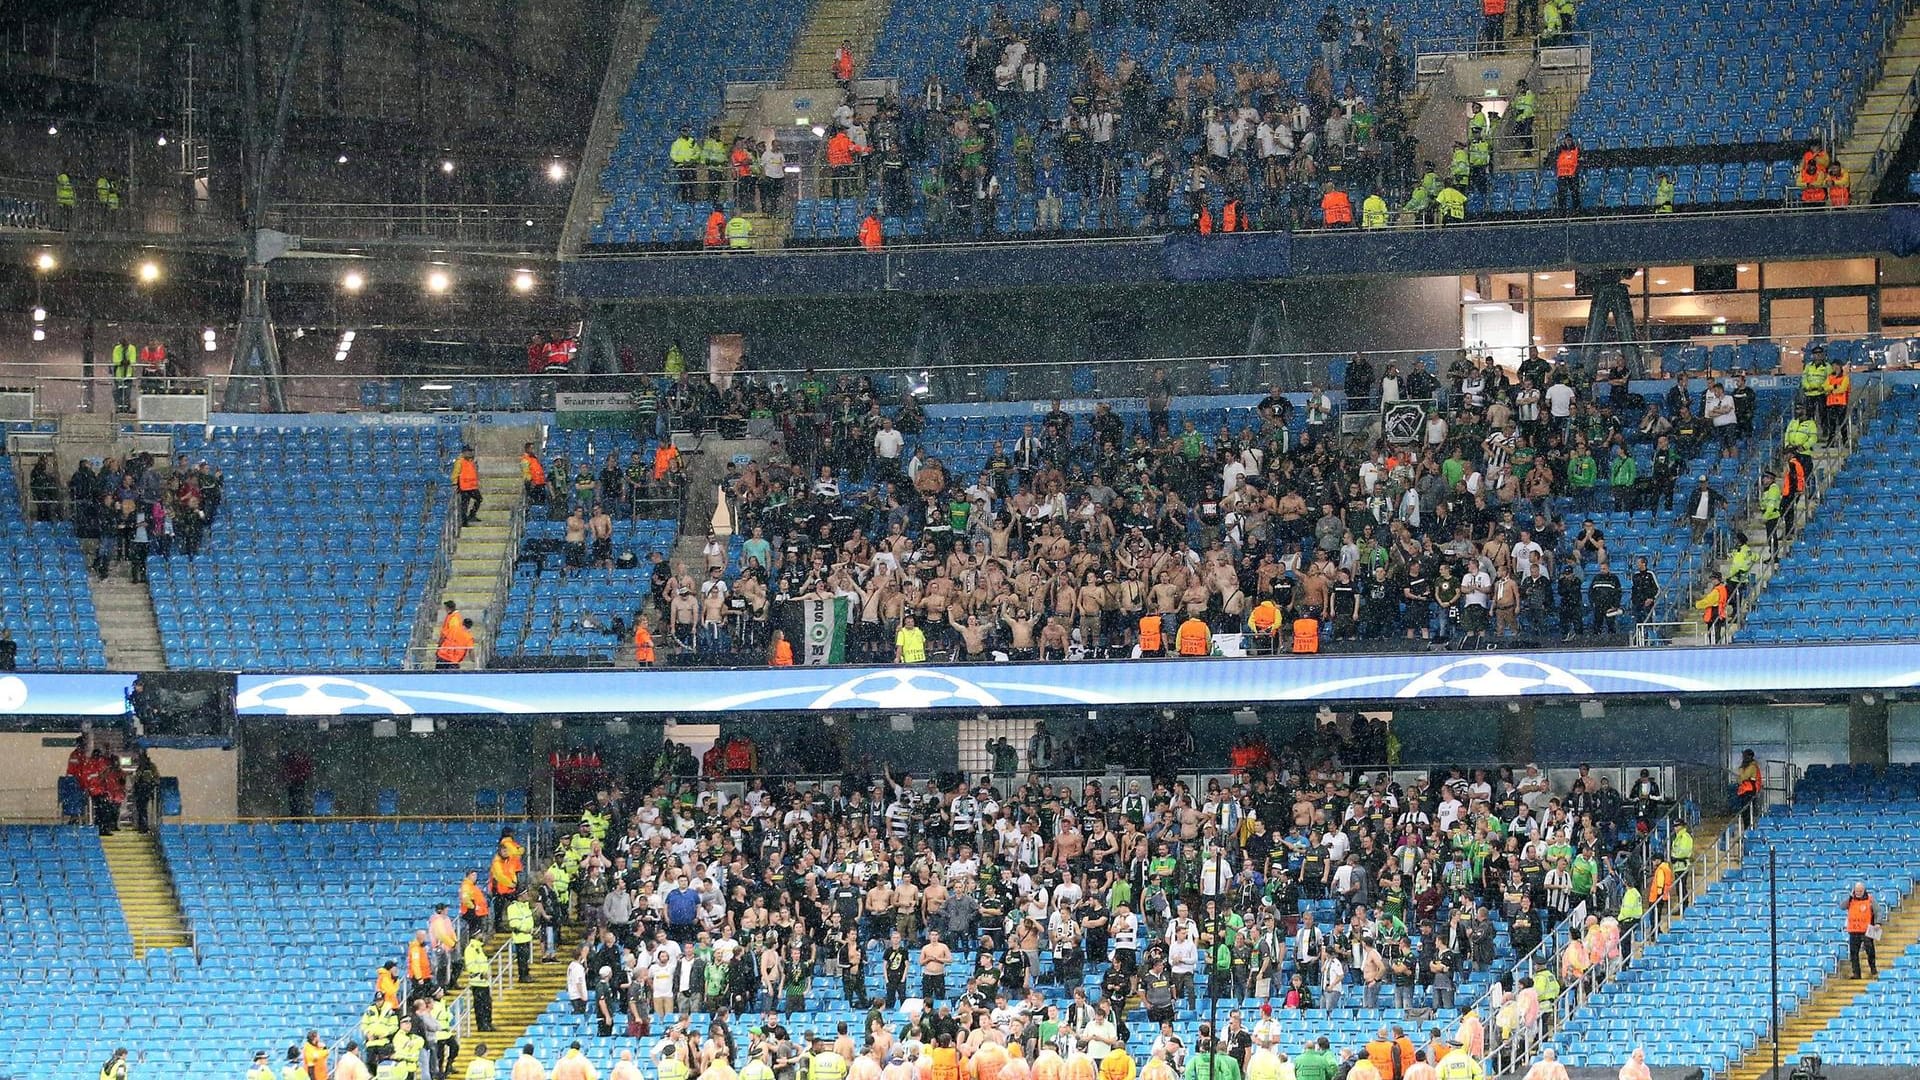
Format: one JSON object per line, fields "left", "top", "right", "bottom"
{"left": 1545, "top": 383, "right": 1576, "bottom": 418}
{"left": 874, "top": 429, "right": 904, "bottom": 459}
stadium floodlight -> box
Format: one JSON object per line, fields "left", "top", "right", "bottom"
{"left": 340, "top": 270, "right": 366, "bottom": 293}
{"left": 512, "top": 270, "right": 536, "bottom": 293}
{"left": 202, "top": 327, "right": 218, "bottom": 352}
{"left": 425, "top": 268, "right": 452, "bottom": 294}
{"left": 47, "top": 124, "right": 58, "bottom": 136}
{"left": 32, "top": 327, "right": 46, "bottom": 341}
{"left": 31, "top": 307, "right": 46, "bottom": 323}
{"left": 337, "top": 153, "right": 349, "bottom": 164}
{"left": 157, "top": 135, "right": 168, "bottom": 147}
{"left": 547, "top": 160, "right": 568, "bottom": 182}
{"left": 136, "top": 259, "right": 162, "bottom": 284}
{"left": 441, "top": 159, "right": 455, "bottom": 174}
{"left": 34, "top": 251, "right": 57, "bottom": 272}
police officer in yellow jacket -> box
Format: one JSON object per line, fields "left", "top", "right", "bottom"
{"left": 249, "top": 1052, "right": 277, "bottom": 1080}
{"left": 506, "top": 892, "right": 536, "bottom": 981}
{"left": 363, "top": 997, "right": 400, "bottom": 1063}
{"left": 669, "top": 126, "right": 700, "bottom": 200}
{"left": 1435, "top": 1039, "right": 1484, "bottom": 1080}
{"left": 464, "top": 936, "right": 494, "bottom": 1031}
{"left": 726, "top": 214, "right": 754, "bottom": 249}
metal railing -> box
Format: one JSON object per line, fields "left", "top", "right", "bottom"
{"left": 1866, "top": 64, "right": 1920, "bottom": 197}
{"left": 1487, "top": 804, "right": 1749, "bottom": 1073}
{"left": 1719, "top": 378, "right": 1886, "bottom": 640}
{"left": 264, "top": 203, "right": 567, "bottom": 246}
{"left": 408, "top": 481, "right": 464, "bottom": 671}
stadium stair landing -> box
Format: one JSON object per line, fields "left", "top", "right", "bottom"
{"left": 448, "top": 924, "right": 585, "bottom": 1075}
{"left": 88, "top": 570, "right": 168, "bottom": 671}
{"left": 99, "top": 830, "right": 194, "bottom": 956}
{"left": 1721, "top": 891, "right": 1920, "bottom": 1080}
{"left": 780, "top": 0, "right": 892, "bottom": 92}
{"left": 1834, "top": 5, "right": 1920, "bottom": 201}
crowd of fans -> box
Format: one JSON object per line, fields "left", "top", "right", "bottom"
{"left": 333, "top": 732, "right": 1679, "bottom": 1080}
{"left": 659, "top": 0, "right": 1621, "bottom": 241}
{"left": 620, "top": 349, "right": 1774, "bottom": 665}
{"left": 28, "top": 452, "right": 225, "bottom": 583}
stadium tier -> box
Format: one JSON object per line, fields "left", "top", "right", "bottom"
{"left": 496, "top": 427, "right": 682, "bottom": 660}
{"left": 589, "top": 0, "right": 813, "bottom": 246}
{"left": 1550, "top": 769, "right": 1920, "bottom": 1074}
{"left": 0, "top": 823, "right": 496, "bottom": 1080}
{"left": 1568, "top": 0, "right": 1900, "bottom": 150}
{"left": 146, "top": 426, "right": 459, "bottom": 670}
{"left": 1742, "top": 385, "right": 1920, "bottom": 643}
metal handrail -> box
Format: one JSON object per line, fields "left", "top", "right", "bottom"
{"left": 409, "top": 481, "right": 464, "bottom": 670}
{"left": 1491, "top": 806, "right": 1749, "bottom": 1072}
{"left": 1866, "top": 65, "right": 1920, "bottom": 196}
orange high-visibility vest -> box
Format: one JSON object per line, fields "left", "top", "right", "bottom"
{"left": 437, "top": 621, "right": 473, "bottom": 664}
{"left": 407, "top": 939, "right": 432, "bottom": 980}
{"left": 705, "top": 211, "right": 726, "bottom": 247}
{"left": 1176, "top": 617, "right": 1210, "bottom": 656}
{"left": 1321, "top": 189, "right": 1353, "bottom": 225}
{"left": 1648, "top": 860, "right": 1673, "bottom": 903}
{"left": 1483, "top": 0, "right": 1507, "bottom": 12}
{"left": 771, "top": 638, "right": 793, "bottom": 665}
{"left": 731, "top": 146, "right": 753, "bottom": 178}
{"left": 489, "top": 854, "right": 517, "bottom": 895}
{"left": 460, "top": 878, "right": 490, "bottom": 918}
{"left": 1138, "top": 614, "right": 1163, "bottom": 652}
{"left": 633, "top": 624, "right": 656, "bottom": 664}
{"left": 1221, "top": 199, "right": 1241, "bottom": 232}
{"left": 522, "top": 453, "right": 547, "bottom": 487}
{"left": 859, "top": 215, "right": 883, "bottom": 251}
{"left": 455, "top": 458, "right": 479, "bottom": 492}
{"left": 1826, "top": 371, "right": 1850, "bottom": 406}
{"left": 1782, "top": 456, "right": 1808, "bottom": 498}
{"left": 1249, "top": 601, "right": 1280, "bottom": 633}
{"left": 1847, "top": 895, "right": 1875, "bottom": 934}
{"left": 377, "top": 967, "right": 400, "bottom": 1009}
{"left": 826, "top": 132, "right": 855, "bottom": 167}
{"left": 652, "top": 444, "right": 679, "bottom": 480}
{"left": 1556, "top": 147, "right": 1580, "bottom": 178}
{"left": 1197, "top": 207, "right": 1213, "bottom": 234}
{"left": 1292, "top": 616, "right": 1320, "bottom": 654}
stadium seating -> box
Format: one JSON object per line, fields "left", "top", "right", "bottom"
{"left": 516, "top": 873, "right": 1515, "bottom": 1068}
{"left": 1550, "top": 767, "right": 1920, "bottom": 1074}
{"left": 0, "top": 443, "right": 110, "bottom": 671}
{"left": 1566, "top": 0, "right": 1903, "bottom": 150}
{"left": 0, "top": 822, "right": 497, "bottom": 1080}
{"left": 589, "top": 0, "right": 813, "bottom": 246}
{"left": 495, "top": 428, "right": 681, "bottom": 660}
{"left": 147, "top": 426, "right": 459, "bottom": 670}
{"left": 1741, "top": 385, "right": 1920, "bottom": 643}
{"left": 1800, "top": 786, "right": 1920, "bottom": 1059}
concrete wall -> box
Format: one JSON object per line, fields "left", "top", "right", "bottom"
{"left": 0, "top": 732, "right": 236, "bottom": 822}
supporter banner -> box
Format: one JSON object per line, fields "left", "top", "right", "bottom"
{"left": 554, "top": 392, "right": 644, "bottom": 428}
{"left": 803, "top": 597, "right": 850, "bottom": 665}
{"left": 0, "top": 673, "right": 138, "bottom": 716}
{"left": 234, "top": 641, "right": 1920, "bottom": 716}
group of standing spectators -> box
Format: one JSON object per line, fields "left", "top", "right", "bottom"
{"left": 630, "top": 348, "right": 1742, "bottom": 667}
{"left": 49, "top": 453, "right": 224, "bottom": 583}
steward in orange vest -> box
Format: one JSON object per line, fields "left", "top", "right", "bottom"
{"left": 859, "top": 213, "right": 883, "bottom": 251}
{"left": 705, "top": 209, "right": 726, "bottom": 247}
{"left": 1175, "top": 616, "right": 1210, "bottom": 656}
{"left": 633, "top": 621, "right": 656, "bottom": 665}
{"left": 436, "top": 617, "right": 474, "bottom": 669}
{"left": 1291, "top": 616, "right": 1320, "bottom": 654}
{"left": 1320, "top": 183, "right": 1353, "bottom": 226}
{"left": 1137, "top": 613, "right": 1164, "bottom": 655}
{"left": 769, "top": 629, "right": 793, "bottom": 665}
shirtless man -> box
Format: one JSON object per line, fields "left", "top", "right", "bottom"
{"left": 1002, "top": 609, "right": 1038, "bottom": 660}
{"left": 669, "top": 582, "right": 699, "bottom": 649}
{"left": 590, "top": 505, "right": 614, "bottom": 575}
{"left": 563, "top": 508, "right": 588, "bottom": 579}
{"left": 950, "top": 612, "right": 992, "bottom": 661}
{"left": 1077, "top": 572, "right": 1108, "bottom": 656}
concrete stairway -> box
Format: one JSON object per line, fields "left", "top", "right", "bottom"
{"left": 1833, "top": 8, "right": 1920, "bottom": 201}
{"left": 425, "top": 426, "right": 541, "bottom": 669}
{"left": 446, "top": 925, "right": 586, "bottom": 1077}
{"left": 99, "top": 830, "right": 194, "bottom": 956}
{"left": 1719, "top": 441, "right": 1851, "bottom": 642}
{"left": 1722, "top": 891, "right": 1920, "bottom": 1080}
{"left": 666, "top": 436, "right": 766, "bottom": 570}
{"left": 87, "top": 572, "right": 168, "bottom": 671}
{"left": 780, "top": 0, "right": 891, "bottom": 92}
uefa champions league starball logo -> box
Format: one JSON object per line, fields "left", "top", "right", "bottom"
{"left": 1393, "top": 656, "right": 1596, "bottom": 698}
{"left": 809, "top": 669, "right": 1004, "bottom": 710}
{"left": 234, "top": 675, "right": 417, "bottom": 715}
{"left": 0, "top": 675, "right": 28, "bottom": 712}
